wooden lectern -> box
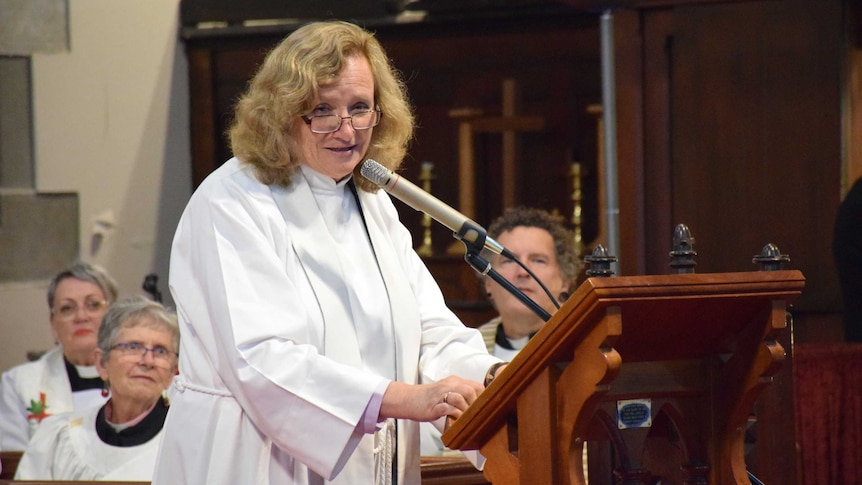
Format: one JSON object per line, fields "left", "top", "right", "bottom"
{"left": 443, "top": 270, "right": 804, "bottom": 485}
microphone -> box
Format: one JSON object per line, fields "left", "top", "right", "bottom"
{"left": 360, "top": 159, "right": 508, "bottom": 257}
{"left": 361, "top": 158, "right": 553, "bottom": 321}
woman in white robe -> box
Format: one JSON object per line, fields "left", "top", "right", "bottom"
{"left": 152, "top": 20, "right": 504, "bottom": 485}
{"left": 0, "top": 262, "right": 117, "bottom": 451}
{"left": 15, "top": 296, "right": 179, "bottom": 480}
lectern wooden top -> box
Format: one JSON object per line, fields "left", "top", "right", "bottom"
{"left": 583, "top": 270, "right": 804, "bottom": 361}
{"left": 444, "top": 269, "right": 804, "bottom": 451}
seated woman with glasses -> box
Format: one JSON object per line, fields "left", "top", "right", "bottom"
{"left": 0, "top": 261, "right": 118, "bottom": 451}
{"left": 14, "top": 296, "right": 179, "bottom": 480}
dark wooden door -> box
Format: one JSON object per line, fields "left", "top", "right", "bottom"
{"left": 617, "top": 0, "right": 844, "bottom": 313}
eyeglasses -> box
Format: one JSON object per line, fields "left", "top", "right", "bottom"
{"left": 52, "top": 300, "right": 108, "bottom": 320}
{"left": 301, "top": 108, "right": 382, "bottom": 134}
{"left": 110, "top": 342, "right": 177, "bottom": 364}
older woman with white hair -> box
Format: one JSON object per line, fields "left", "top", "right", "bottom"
{"left": 15, "top": 296, "right": 179, "bottom": 481}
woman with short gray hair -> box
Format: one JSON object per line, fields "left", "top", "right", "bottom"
{"left": 0, "top": 261, "right": 118, "bottom": 450}
{"left": 15, "top": 296, "right": 179, "bottom": 481}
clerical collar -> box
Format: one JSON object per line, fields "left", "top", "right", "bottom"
{"left": 495, "top": 321, "right": 536, "bottom": 350}
{"left": 64, "top": 357, "right": 103, "bottom": 392}
{"left": 96, "top": 399, "right": 168, "bottom": 447}
{"left": 300, "top": 163, "right": 352, "bottom": 190}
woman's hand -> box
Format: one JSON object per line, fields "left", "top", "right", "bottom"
{"left": 380, "top": 375, "right": 485, "bottom": 422}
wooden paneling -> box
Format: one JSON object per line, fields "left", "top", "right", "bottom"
{"left": 615, "top": 0, "right": 847, "bottom": 317}
{"left": 179, "top": 0, "right": 398, "bottom": 25}
{"left": 181, "top": 9, "right": 606, "bottom": 326}
{"left": 183, "top": 9, "right": 605, "bottom": 245}
{"left": 181, "top": 0, "right": 854, "bottom": 332}
{"left": 374, "top": 13, "right": 603, "bottom": 257}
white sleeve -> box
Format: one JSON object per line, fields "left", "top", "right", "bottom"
{"left": 0, "top": 368, "right": 31, "bottom": 451}
{"left": 13, "top": 414, "right": 66, "bottom": 480}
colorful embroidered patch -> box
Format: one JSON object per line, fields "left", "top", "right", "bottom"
{"left": 26, "top": 392, "right": 51, "bottom": 423}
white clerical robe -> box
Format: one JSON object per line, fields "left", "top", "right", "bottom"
{"left": 0, "top": 346, "right": 107, "bottom": 450}
{"left": 153, "top": 158, "right": 499, "bottom": 485}
{"left": 14, "top": 404, "right": 162, "bottom": 480}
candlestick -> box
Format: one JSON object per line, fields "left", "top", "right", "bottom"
{"left": 570, "top": 162, "right": 584, "bottom": 257}
{"left": 416, "top": 161, "right": 435, "bottom": 257}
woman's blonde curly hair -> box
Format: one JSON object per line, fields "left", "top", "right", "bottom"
{"left": 229, "top": 21, "right": 414, "bottom": 192}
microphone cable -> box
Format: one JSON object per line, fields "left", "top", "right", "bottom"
{"left": 498, "top": 252, "right": 562, "bottom": 311}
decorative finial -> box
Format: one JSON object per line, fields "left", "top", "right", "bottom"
{"left": 752, "top": 243, "right": 790, "bottom": 271}
{"left": 669, "top": 224, "right": 697, "bottom": 274}
{"left": 584, "top": 245, "right": 617, "bottom": 277}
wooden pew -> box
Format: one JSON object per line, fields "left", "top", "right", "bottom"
{"left": 0, "top": 452, "right": 21, "bottom": 480}
{"left": 1, "top": 451, "right": 486, "bottom": 484}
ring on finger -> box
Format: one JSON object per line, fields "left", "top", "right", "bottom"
{"left": 443, "top": 391, "right": 450, "bottom": 404}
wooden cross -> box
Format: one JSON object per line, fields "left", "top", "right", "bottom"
{"left": 449, "top": 79, "right": 546, "bottom": 221}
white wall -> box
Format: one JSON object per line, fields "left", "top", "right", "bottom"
{"left": 0, "top": 0, "right": 191, "bottom": 372}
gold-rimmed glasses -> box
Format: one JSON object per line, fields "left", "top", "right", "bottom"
{"left": 52, "top": 300, "right": 108, "bottom": 321}
{"left": 301, "top": 108, "right": 382, "bottom": 134}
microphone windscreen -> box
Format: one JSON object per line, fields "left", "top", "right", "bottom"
{"left": 360, "top": 159, "right": 390, "bottom": 186}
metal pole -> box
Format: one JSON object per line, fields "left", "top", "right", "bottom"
{"left": 600, "top": 11, "right": 621, "bottom": 275}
